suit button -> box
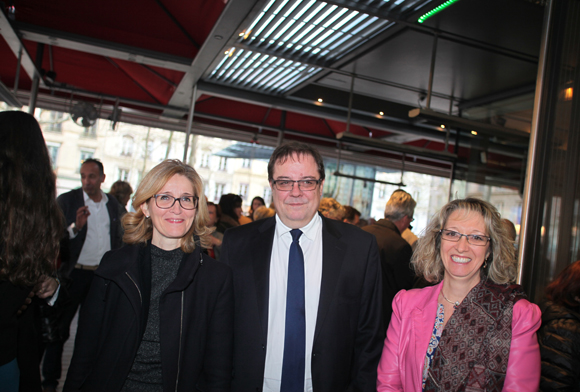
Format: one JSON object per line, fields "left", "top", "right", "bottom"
{"left": 262, "top": 344, "right": 265, "bottom": 350}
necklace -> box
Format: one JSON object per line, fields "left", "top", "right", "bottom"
{"left": 441, "top": 290, "right": 461, "bottom": 308}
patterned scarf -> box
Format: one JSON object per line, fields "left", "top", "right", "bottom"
{"left": 424, "top": 278, "right": 527, "bottom": 391}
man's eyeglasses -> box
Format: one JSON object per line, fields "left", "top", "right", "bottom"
{"left": 272, "top": 179, "right": 322, "bottom": 191}
{"left": 439, "top": 229, "right": 490, "bottom": 246}
{"left": 153, "top": 194, "right": 198, "bottom": 210}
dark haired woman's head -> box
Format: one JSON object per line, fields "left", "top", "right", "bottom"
{"left": 0, "top": 111, "right": 63, "bottom": 286}
{"left": 546, "top": 260, "right": 580, "bottom": 308}
{"left": 250, "top": 196, "right": 266, "bottom": 215}
{"left": 219, "top": 193, "right": 243, "bottom": 222}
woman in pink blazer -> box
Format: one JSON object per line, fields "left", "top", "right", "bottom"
{"left": 377, "top": 198, "right": 541, "bottom": 391}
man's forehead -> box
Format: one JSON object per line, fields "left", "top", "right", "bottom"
{"left": 81, "top": 162, "right": 101, "bottom": 174}
{"left": 273, "top": 153, "right": 317, "bottom": 172}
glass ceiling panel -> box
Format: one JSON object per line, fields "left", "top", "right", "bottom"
{"left": 205, "top": 0, "right": 434, "bottom": 95}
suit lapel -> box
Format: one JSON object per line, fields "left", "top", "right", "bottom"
{"left": 253, "top": 218, "right": 276, "bottom": 343}
{"left": 313, "top": 218, "right": 346, "bottom": 342}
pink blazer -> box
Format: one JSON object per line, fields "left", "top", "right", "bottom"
{"left": 376, "top": 282, "right": 542, "bottom": 391}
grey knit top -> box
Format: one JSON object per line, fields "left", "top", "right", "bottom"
{"left": 121, "top": 245, "right": 183, "bottom": 392}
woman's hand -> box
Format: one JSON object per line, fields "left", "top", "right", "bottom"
{"left": 34, "top": 275, "right": 59, "bottom": 299}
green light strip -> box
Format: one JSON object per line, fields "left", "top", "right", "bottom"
{"left": 417, "top": 0, "right": 460, "bottom": 23}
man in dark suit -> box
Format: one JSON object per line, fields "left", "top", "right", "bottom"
{"left": 221, "top": 142, "right": 383, "bottom": 392}
{"left": 362, "top": 189, "right": 416, "bottom": 328}
{"left": 42, "top": 158, "right": 123, "bottom": 392}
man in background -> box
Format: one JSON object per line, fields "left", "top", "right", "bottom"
{"left": 363, "top": 189, "right": 416, "bottom": 328}
{"left": 42, "top": 158, "right": 123, "bottom": 392}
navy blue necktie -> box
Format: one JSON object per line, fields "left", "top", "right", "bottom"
{"left": 280, "top": 229, "right": 305, "bottom": 392}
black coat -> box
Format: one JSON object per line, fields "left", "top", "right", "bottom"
{"left": 63, "top": 243, "right": 234, "bottom": 392}
{"left": 538, "top": 301, "right": 580, "bottom": 391}
{"left": 221, "top": 215, "right": 383, "bottom": 392}
{"left": 56, "top": 188, "right": 124, "bottom": 277}
{"left": 362, "top": 219, "right": 414, "bottom": 328}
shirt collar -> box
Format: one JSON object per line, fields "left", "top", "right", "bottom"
{"left": 83, "top": 189, "right": 108, "bottom": 204}
{"left": 275, "top": 213, "right": 321, "bottom": 241}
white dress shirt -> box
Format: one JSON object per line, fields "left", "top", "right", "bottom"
{"left": 263, "top": 213, "right": 323, "bottom": 392}
{"left": 70, "top": 190, "right": 111, "bottom": 266}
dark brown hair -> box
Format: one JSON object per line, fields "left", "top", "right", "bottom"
{"left": 0, "top": 111, "right": 63, "bottom": 286}
{"left": 545, "top": 260, "right": 580, "bottom": 307}
{"left": 267, "top": 142, "right": 325, "bottom": 182}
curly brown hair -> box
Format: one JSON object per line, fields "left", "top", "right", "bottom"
{"left": 412, "top": 198, "right": 516, "bottom": 284}
{"left": 122, "top": 160, "right": 212, "bottom": 252}
{"left": 0, "top": 111, "right": 63, "bottom": 287}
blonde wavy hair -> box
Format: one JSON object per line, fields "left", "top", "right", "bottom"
{"left": 412, "top": 198, "right": 517, "bottom": 284}
{"left": 122, "top": 160, "right": 212, "bottom": 252}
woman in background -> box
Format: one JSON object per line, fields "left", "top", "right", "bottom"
{"left": 109, "top": 180, "right": 133, "bottom": 214}
{"left": 0, "top": 111, "right": 63, "bottom": 392}
{"left": 216, "top": 193, "right": 243, "bottom": 233}
{"left": 64, "top": 160, "right": 233, "bottom": 391}
{"left": 377, "top": 198, "right": 541, "bottom": 391}
{"left": 538, "top": 259, "right": 580, "bottom": 391}
{"left": 248, "top": 196, "right": 265, "bottom": 220}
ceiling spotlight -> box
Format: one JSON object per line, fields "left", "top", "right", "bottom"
{"left": 379, "top": 111, "right": 384, "bottom": 116}
{"left": 471, "top": 130, "right": 478, "bottom": 135}
{"left": 317, "top": 98, "right": 323, "bottom": 103}
{"left": 239, "top": 32, "right": 244, "bottom": 37}
{"left": 440, "top": 124, "right": 445, "bottom": 128}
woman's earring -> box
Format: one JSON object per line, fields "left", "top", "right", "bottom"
{"left": 483, "top": 259, "right": 488, "bottom": 269}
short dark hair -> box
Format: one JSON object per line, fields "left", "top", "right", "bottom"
{"left": 82, "top": 158, "right": 104, "bottom": 175}
{"left": 267, "top": 142, "right": 325, "bottom": 182}
{"left": 219, "top": 193, "right": 243, "bottom": 222}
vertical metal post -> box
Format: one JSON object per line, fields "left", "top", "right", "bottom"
{"left": 13, "top": 45, "right": 22, "bottom": 93}
{"left": 183, "top": 84, "right": 197, "bottom": 162}
{"left": 426, "top": 34, "right": 439, "bottom": 109}
{"left": 517, "top": 0, "right": 554, "bottom": 284}
{"left": 346, "top": 69, "right": 356, "bottom": 134}
{"left": 28, "top": 43, "right": 44, "bottom": 114}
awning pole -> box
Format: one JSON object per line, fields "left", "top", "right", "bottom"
{"left": 183, "top": 84, "right": 197, "bottom": 162}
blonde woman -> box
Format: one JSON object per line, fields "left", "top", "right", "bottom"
{"left": 377, "top": 198, "right": 541, "bottom": 391}
{"left": 64, "top": 160, "right": 233, "bottom": 392}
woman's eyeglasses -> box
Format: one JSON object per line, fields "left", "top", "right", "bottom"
{"left": 439, "top": 229, "right": 490, "bottom": 246}
{"left": 153, "top": 194, "right": 198, "bottom": 210}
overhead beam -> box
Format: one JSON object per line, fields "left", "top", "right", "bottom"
{"left": 0, "top": 11, "right": 45, "bottom": 87}
{"left": 17, "top": 23, "right": 192, "bottom": 72}
{"left": 162, "top": 0, "right": 267, "bottom": 117}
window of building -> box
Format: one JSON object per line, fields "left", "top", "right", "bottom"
{"left": 263, "top": 187, "right": 272, "bottom": 206}
{"left": 83, "top": 121, "right": 98, "bottom": 138}
{"left": 118, "top": 168, "right": 130, "bottom": 182}
{"left": 214, "top": 183, "right": 226, "bottom": 202}
{"left": 239, "top": 183, "right": 249, "bottom": 200}
{"left": 45, "top": 111, "right": 64, "bottom": 132}
{"left": 218, "top": 157, "right": 228, "bottom": 171}
{"left": 78, "top": 149, "right": 95, "bottom": 172}
{"left": 200, "top": 152, "right": 210, "bottom": 168}
{"left": 242, "top": 158, "right": 251, "bottom": 169}
{"left": 46, "top": 142, "right": 60, "bottom": 169}
{"left": 121, "top": 135, "right": 134, "bottom": 156}
{"left": 378, "top": 184, "right": 386, "bottom": 199}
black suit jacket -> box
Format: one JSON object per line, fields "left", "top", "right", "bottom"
{"left": 57, "top": 188, "right": 124, "bottom": 277}
{"left": 221, "top": 214, "right": 383, "bottom": 392}
{"left": 362, "top": 219, "right": 414, "bottom": 328}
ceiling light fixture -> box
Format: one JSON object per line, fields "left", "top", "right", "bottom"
{"left": 440, "top": 124, "right": 445, "bottom": 128}
{"left": 418, "top": 0, "right": 461, "bottom": 23}
{"left": 317, "top": 98, "right": 323, "bottom": 102}
{"left": 379, "top": 111, "right": 384, "bottom": 116}
{"left": 471, "top": 130, "right": 477, "bottom": 135}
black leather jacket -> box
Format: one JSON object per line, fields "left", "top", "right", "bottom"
{"left": 538, "top": 301, "right": 580, "bottom": 391}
